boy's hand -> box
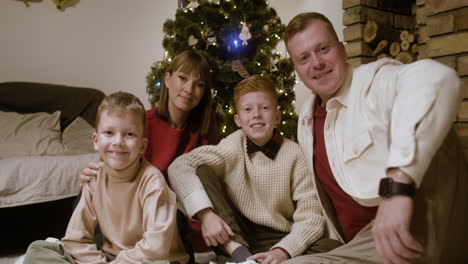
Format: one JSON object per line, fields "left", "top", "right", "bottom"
{"left": 79, "top": 161, "right": 101, "bottom": 188}
{"left": 197, "top": 208, "right": 234, "bottom": 247}
{"left": 248, "top": 248, "right": 289, "bottom": 264}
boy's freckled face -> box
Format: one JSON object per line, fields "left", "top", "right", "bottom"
{"left": 234, "top": 91, "right": 281, "bottom": 146}
{"left": 93, "top": 111, "right": 147, "bottom": 170}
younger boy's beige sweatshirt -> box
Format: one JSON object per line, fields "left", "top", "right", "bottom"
{"left": 62, "top": 158, "right": 188, "bottom": 264}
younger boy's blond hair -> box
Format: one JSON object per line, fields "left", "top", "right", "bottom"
{"left": 96, "top": 91, "right": 146, "bottom": 131}
{"left": 233, "top": 75, "right": 278, "bottom": 110}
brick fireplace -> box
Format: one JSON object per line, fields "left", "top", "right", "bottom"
{"left": 342, "top": 0, "right": 468, "bottom": 158}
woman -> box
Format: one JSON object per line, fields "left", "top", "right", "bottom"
{"left": 80, "top": 50, "right": 218, "bottom": 264}
{"left": 144, "top": 50, "right": 217, "bottom": 178}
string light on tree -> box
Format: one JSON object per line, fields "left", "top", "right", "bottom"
{"left": 146, "top": 0, "right": 298, "bottom": 139}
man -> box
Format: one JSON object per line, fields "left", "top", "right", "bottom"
{"left": 283, "top": 12, "right": 468, "bottom": 264}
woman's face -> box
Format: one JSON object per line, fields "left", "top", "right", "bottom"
{"left": 165, "top": 68, "right": 206, "bottom": 117}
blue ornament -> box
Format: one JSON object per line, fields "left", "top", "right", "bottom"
{"left": 153, "top": 81, "right": 161, "bottom": 92}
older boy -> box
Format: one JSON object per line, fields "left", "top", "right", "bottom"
{"left": 168, "top": 76, "right": 340, "bottom": 264}
{"left": 23, "top": 92, "right": 188, "bottom": 264}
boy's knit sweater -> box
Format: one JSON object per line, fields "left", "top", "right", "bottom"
{"left": 62, "top": 158, "right": 188, "bottom": 264}
{"left": 168, "top": 129, "right": 324, "bottom": 257}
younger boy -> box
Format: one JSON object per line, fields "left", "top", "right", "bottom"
{"left": 168, "top": 76, "right": 340, "bottom": 264}
{"left": 24, "top": 92, "right": 188, "bottom": 264}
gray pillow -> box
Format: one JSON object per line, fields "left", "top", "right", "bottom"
{"left": 0, "top": 111, "right": 66, "bottom": 158}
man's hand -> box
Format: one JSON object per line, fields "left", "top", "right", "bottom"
{"left": 197, "top": 208, "right": 234, "bottom": 247}
{"left": 79, "top": 161, "right": 101, "bottom": 188}
{"left": 248, "top": 248, "right": 289, "bottom": 264}
{"left": 372, "top": 168, "right": 424, "bottom": 264}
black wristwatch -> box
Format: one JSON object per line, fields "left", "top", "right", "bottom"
{"left": 378, "top": 177, "right": 416, "bottom": 198}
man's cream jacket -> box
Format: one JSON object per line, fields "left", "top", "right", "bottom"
{"left": 297, "top": 58, "right": 463, "bottom": 241}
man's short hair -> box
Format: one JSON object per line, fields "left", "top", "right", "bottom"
{"left": 96, "top": 91, "right": 146, "bottom": 131}
{"left": 284, "top": 12, "right": 339, "bottom": 51}
{"left": 233, "top": 75, "right": 278, "bottom": 110}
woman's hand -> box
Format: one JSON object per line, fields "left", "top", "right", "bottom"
{"left": 79, "top": 161, "right": 101, "bottom": 188}
{"left": 196, "top": 208, "right": 234, "bottom": 247}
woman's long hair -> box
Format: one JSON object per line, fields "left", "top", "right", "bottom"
{"left": 157, "top": 50, "right": 212, "bottom": 136}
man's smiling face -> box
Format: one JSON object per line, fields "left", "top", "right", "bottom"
{"left": 287, "top": 20, "right": 348, "bottom": 104}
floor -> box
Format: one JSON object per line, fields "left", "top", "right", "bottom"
{"left": 0, "top": 251, "right": 232, "bottom": 264}
{"left": 0, "top": 252, "right": 22, "bottom": 264}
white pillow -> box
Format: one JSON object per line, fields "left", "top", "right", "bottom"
{"left": 61, "top": 116, "right": 96, "bottom": 155}
{"left": 0, "top": 111, "right": 66, "bottom": 158}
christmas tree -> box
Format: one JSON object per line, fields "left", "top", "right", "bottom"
{"left": 146, "top": 0, "right": 298, "bottom": 139}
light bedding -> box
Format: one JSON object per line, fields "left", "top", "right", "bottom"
{"left": 0, "top": 115, "right": 99, "bottom": 208}
{"left": 0, "top": 111, "right": 65, "bottom": 158}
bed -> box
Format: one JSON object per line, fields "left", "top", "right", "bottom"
{"left": 0, "top": 82, "right": 104, "bottom": 252}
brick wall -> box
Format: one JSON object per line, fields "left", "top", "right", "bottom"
{"left": 343, "top": 0, "right": 468, "bottom": 159}
{"left": 342, "top": 0, "right": 415, "bottom": 66}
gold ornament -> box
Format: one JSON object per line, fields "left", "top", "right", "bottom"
{"left": 188, "top": 35, "right": 199, "bottom": 46}
{"left": 51, "top": 0, "right": 72, "bottom": 10}
{"left": 232, "top": 60, "right": 250, "bottom": 78}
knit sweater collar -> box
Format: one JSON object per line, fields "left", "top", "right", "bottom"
{"left": 103, "top": 156, "right": 142, "bottom": 182}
